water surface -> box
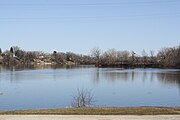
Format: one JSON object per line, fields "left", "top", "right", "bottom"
{"left": 0, "top": 66, "right": 180, "bottom": 110}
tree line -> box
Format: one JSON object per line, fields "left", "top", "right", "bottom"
{"left": 0, "top": 45, "right": 179, "bottom": 68}
{"left": 0, "top": 46, "right": 93, "bottom": 66}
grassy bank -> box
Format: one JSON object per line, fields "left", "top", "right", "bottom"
{"left": 0, "top": 107, "right": 180, "bottom": 115}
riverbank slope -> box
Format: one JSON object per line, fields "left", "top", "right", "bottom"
{"left": 0, "top": 107, "right": 180, "bottom": 115}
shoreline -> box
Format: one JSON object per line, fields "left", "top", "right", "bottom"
{"left": 0, "top": 106, "right": 180, "bottom": 115}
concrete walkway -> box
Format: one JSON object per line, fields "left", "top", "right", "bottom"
{"left": 0, "top": 115, "right": 179, "bottom": 120}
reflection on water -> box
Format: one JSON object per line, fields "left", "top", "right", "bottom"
{"left": 93, "top": 68, "right": 180, "bottom": 88}
{"left": 0, "top": 66, "right": 180, "bottom": 110}
{"left": 157, "top": 72, "right": 180, "bottom": 88}
{"left": 0, "top": 64, "right": 93, "bottom": 72}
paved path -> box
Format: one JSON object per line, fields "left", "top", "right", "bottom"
{"left": 0, "top": 115, "right": 180, "bottom": 120}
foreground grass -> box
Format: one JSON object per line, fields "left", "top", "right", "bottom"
{"left": 0, "top": 107, "right": 180, "bottom": 115}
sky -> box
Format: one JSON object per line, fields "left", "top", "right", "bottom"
{"left": 0, "top": 0, "right": 180, "bottom": 55}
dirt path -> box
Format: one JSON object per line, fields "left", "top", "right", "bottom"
{"left": 0, "top": 115, "right": 180, "bottom": 120}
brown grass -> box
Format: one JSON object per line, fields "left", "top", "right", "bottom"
{"left": 0, "top": 107, "right": 180, "bottom": 115}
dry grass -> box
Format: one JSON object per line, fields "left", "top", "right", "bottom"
{"left": 0, "top": 107, "right": 180, "bottom": 115}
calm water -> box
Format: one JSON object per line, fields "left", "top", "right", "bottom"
{"left": 0, "top": 65, "right": 180, "bottom": 110}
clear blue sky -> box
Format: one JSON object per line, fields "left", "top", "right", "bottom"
{"left": 0, "top": 0, "right": 180, "bottom": 55}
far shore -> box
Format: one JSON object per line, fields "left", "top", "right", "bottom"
{"left": 0, "top": 107, "right": 180, "bottom": 115}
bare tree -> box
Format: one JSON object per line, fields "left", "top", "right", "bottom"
{"left": 71, "top": 88, "right": 95, "bottom": 108}
{"left": 157, "top": 46, "right": 180, "bottom": 68}
{"left": 142, "top": 49, "right": 148, "bottom": 64}
{"left": 51, "top": 52, "right": 66, "bottom": 64}
{"left": 104, "top": 49, "right": 117, "bottom": 65}
{"left": 117, "top": 50, "right": 130, "bottom": 63}
{"left": 131, "top": 51, "right": 136, "bottom": 64}
{"left": 150, "top": 50, "right": 154, "bottom": 58}
{"left": 91, "top": 47, "right": 101, "bottom": 66}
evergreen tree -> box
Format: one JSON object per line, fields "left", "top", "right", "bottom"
{"left": 0, "top": 48, "right": 2, "bottom": 54}
{"left": 10, "top": 47, "right": 14, "bottom": 53}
